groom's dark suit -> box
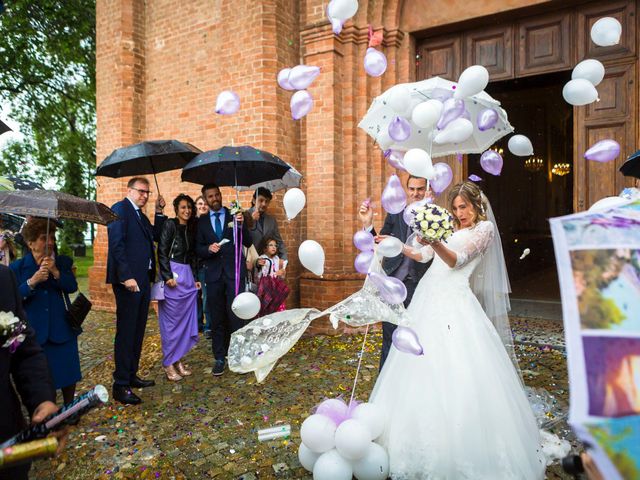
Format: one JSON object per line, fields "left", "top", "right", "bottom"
{"left": 196, "top": 207, "right": 252, "bottom": 361}
{"left": 372, "top": 211, "right": 431, "bottom": 370}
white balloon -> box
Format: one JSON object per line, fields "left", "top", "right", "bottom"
{"left": 571, "top": 59, "right": 605, "bottom": 86}
{"left": 351, "top": 403, "right": 386, "bottom": 441}
{"left": 231, "top": 292, "right": 260, "bottom": 320}
{"left": 403, "top": 199, "right": 428, "bottom": 226}
{"left": 507, "top": 134, "right": 534, "bottom": 156}
{"left": 215, "top": 90, "right": 240, "bottom": 114}
{"left": 283, "top": 188, "right": 306, "bottom": 220}
{"left": 298, "top": 240, "right": 325, "bottom": 276}
{"left": 313, "top": 449, "right": 353, "bottom": 480}
{"left": 327, "top": 0, "right": 359, "bottom": 21}
{"left": 433, "top": 118, "right": 474, "bottom": 145}
{"left": 352, "top": 442, "right": 390, "bottom": 480}
{"left": 334, "top": 419, "right": 372, "bottom": 460}
{"left": 562, "top": 78, "right": 598, "bottom": 106}
{"left": 453, "top": 65, "right": 489, "bottom": 99}
{"left": 387, "top": 86, "right": 412, "bottom": 116}
{"left": 301, "top": 414, "right": 337, "bottom": 453}
{"left": 298, "top": 442, "right": 321, "bottom": 472}
{"left": 403, "top": 148, "right": 435, "bottom": 179}
{"left": 589, "top": 196, "right": 629, "bottom": 212}
{"left": 377, "top": 236, "right": 403, "bottom": 258}
{"left": 590, "top": 17, "right": 622, "bottom": 47}
{"left": 411, "top": 99, "right": 443, "bottom": 129}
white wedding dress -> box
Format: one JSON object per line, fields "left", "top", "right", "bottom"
{"left": 370, "top": 221, "right": 566, "bottom": 479}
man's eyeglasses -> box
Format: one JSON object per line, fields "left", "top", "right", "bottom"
{"left": 131, "top": 187, "right": 152, "bottom": 196}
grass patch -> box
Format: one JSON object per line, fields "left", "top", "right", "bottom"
{"left": 72, "top": 246, "right": 93, "bottom": 278}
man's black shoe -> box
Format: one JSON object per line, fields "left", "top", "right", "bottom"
{"left": 213, "top": 359, "right": 225, "bottom": 376}
{"left": 112, "top": 385, "right": 142, "bottom": 405}
{"left": 130, "top": 376, "right": 155, "bottom": 388}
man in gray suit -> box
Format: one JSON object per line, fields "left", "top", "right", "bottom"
{"left": 358, "top": 175, "right": 433, "bottom": 370}
{"left": 247, "top": 187, "right": 288, "bottom": 268}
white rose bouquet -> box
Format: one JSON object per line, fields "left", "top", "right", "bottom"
{"left": 409, "top": 204, "right": 454, "bottom": 242}
{"left": 0, "top": 311, "right": 26, "bottom": 353}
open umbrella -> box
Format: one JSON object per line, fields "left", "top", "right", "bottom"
{"left": 358, "top": 76, "right": 513, "bottom": 157}
{"left": 181, "top": 146, "right": 296, "bottom": 189}
{"left": 5, "top": 175, "right": 43, "bottom": 190}
{"left": 0, "top": 119, "right": 11, "bottom": 136}
{"left": 96, "top": 140, "right": 202, "bottom": 192}
{"left": 619, "top": 150, "right": 640, "bottom": 179}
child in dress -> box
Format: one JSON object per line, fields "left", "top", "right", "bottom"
{"left": 256, "top": 236, "right": 287, "bottom": 311}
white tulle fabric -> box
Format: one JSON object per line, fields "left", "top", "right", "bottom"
{"left": 370, "top": 222, "right": 568, "bottom": 479}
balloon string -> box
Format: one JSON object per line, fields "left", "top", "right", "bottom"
{"left": 233, "top": 217, "right": 239, "bottom": 296}
{"left": 348, "top": 323, "right": 370, "bottom": 407}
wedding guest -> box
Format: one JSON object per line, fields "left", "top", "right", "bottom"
{"left": 358, "top": 175, "right": 433, "bottom": 370}
{"left": 247, "top": 187, "right": 287, "bottom": 270}
{"left": 0, "top": 264, "right": 59, "bottom": 480}
{"left": 255, "top": 236, "right": 287, "bottom": 312}
{"left": 107, "top": 177, "right": 166, "bottom": 405}
{"left": 9, "top": 218, "right": 80, "bottom": 404}
{"left": 157, "top": 194, "right": 200, "bottom": 381}
{"left": 195, "top": 195, "right": 212, "bottom": 338}
{"left": 0, "top": 230, "right": 16, "bottom": 266}
{"left": 196, "top": 183, "right": 252, "bottom": 376}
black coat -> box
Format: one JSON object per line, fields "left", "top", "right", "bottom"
{"left": 158, "top": 218, "right": 197, "bottom": 282}
{"left": 0, "top": 265, "right": 56, "bottom": 444}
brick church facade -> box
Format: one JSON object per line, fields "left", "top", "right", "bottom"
{"left": 92, "top": 0, "right": 637, "bottom": 331}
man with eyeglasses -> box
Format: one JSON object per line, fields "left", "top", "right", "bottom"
{"left": 106, "top": 177, "right": 166, "bottom": 404}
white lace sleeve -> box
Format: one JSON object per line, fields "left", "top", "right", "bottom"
{"left": 419, "top": 245, "right": 435, "bottom": 263}
{"left": 454, "top": 221, "right": 495, "bottom": 268}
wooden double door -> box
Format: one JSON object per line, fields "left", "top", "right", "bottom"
{"left": 416, "top": 0, "right": 638, "bottom": 211}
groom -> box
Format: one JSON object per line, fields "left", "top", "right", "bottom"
{"left": 358, "top": 175, "right": 433, "bottom": 370}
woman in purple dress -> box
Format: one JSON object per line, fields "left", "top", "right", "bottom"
{"left": 157, "top": 194, "right": 200, "bottom": 381}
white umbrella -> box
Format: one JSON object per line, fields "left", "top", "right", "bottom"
{"left": 358, "top": 76, "right": 513, "bottom": 157}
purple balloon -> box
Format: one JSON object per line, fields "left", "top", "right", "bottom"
{"left": 353, "top": 230, "right": 375, "bottom": 252}
{"left": 215, "top": 90, "right": 240, "bottom": 115}
{"left": 368, "top": 272, "right": 408, "bottom": 304}
{"left": 392, "top": 326, "right": 424, "bottom": 355}
{"left": 479, "top": 150, "right": 503, "bottom": 176}
{"left": 430, "top": 88, "right": 454, "bottom": 102}
{"left": 477, "top": 108, "right": 499, "bottom": 131}
{"left": 354, "top": 250, "right": 374, "bottom": 274}
{"left": 403, "top": 199, "right": 428, "bottom": 225}
{"left": 385, "top": 149, "right": 406, "bottom": 171}
{"left": 364, "top": 47, "right": 387, "bottom": 77}
{"left": 436, "top": 98, "right": 466, "bottom": 130}
{"left": 456, "top": 153, "right": 463, "bottom": 164}
{"left": 288, "top": 65, "right": 321, "bottom": 90}
{"left": 584, "top": 139, "right": 621, "bottom": 163}
{"left": 381, "top": 174, "right": 407, "bottom": 214}
{"left": 431, "top": 162, "right": 454, "bottom": 193}
{"left": 290, "top": 90, "right": 314, "bottom": 120}
{"left": 316, "top": 398, "right": 349, "bottom": 425}
{"left": 388, "top": 116, "right": 411, "bottom": 142}
{"left": 469, "top": 174, "right": 482, "bottom": 182}
{"left": 277, "top": 68, "right": 295, "bottom": 90}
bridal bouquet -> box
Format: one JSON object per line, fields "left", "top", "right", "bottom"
{"left": 0, "top": 311, "right": 26, "bottom": 353}
{"left": 410, "top": 204, "right": 454, "bottom": 242}
{"left": 228, "top": 200, "right": 243, "bottom": 227}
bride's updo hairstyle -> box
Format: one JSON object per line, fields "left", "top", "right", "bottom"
{"left": 447, "top": 181, "right": 487, "bottom": 229}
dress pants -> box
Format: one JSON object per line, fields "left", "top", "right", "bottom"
{"left": 112, "top": 280, "right": 151, "bottom": 386}
{"left": 379, "top": 276, "right": 420, "bottom": 371}
{"left": 206, "top": 273, "right": 245, "bottom": 361}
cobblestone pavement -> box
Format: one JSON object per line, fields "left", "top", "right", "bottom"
{"left": 32, "top": 311, "right": 576, "bottom": 479}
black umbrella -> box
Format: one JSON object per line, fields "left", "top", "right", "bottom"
{"left": 619, "top": 150, "right": 640, "bottom": 179}
{"left": 181, "top": 145, "right": 293, "bottom": 188}
{"left": 6, "top": 175, "right": 43, "bottom": 190}
{"left": 0, "top": 119, "right": 11, "bottom": 135}
{"left": 96, "top": 140, "right": 202, "bottom": 192}
{"left": 0, "top": 213, "right": 24, "bottom": 232}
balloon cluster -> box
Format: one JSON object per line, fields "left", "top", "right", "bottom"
{"left": 353, "top": 226, "right": 375, "bottom": 274}
{"left": 298, "top": 398, "right": 390, "bottom": 480}
{"left": 277, "top": 65, "right": 321, "bottom": 119}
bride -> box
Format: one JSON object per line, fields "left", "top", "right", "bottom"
{"left": 370, "top": 181, "right": 567, "bottom": 479}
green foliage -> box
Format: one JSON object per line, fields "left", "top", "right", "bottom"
{"left": 0, "top": 0, "right": 96, "bottom": 249}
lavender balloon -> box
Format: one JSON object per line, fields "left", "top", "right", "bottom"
{"left": 316, "top": 398, "right": 349, "bottom": 425}
{"left": 388, "top": 116, "right": 411, "bottom": 142}
{"left": 469, "top": 174, "right": 482, "bottom": 182}
{"left": 431, "top": 162, "right": 453, "bottom": 193}
{"left": 290, "top": 90, "right": 314, "bottom": 120}
{"left": 215, "top": 90, "right": 240, "bottom": 115}
{"left": 354, "top": 250, "right": 374, "bottom": 274}
{"left": 436, "top": 98, "right": 466, "bottom": 130}
{"left": 364, "top": 47, "right": 387, "bottom": 77}
{"left": 381, "top": 174, "right": 407, "bottom": 214}
{"left": 385, "top": 149, "right": 406, "bottom": 171}
{"left": 353, "top": 230, "right": 375, "bottom": 252}
{"left": 584, "top": 139, "right": 621, "bottom": 163}
{"left": 368, "top": 272, "right": 408, "bottom": 305}
{"left": 392, "top": 326, "right": 424, "bottom": 355}
{"left": 288, "top": 65, "right": 321, "bottom": 90}
{"left": 277, "top": 68, "right": 295, "bottom": 90}
{"left": 479, "top": 149, "right": 503, "bottom": 176}
{"left": 477, "top": 108, "right": 499, "bottom": 131}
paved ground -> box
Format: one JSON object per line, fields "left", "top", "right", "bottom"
{"left": 32, "top": 312, "right": 576, "bottom": 479}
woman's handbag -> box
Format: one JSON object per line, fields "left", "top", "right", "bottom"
{"left": 62, "top": 292, "right": 92, "bottom": 331}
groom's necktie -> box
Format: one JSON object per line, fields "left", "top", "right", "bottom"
{"left": 213, "top": 212, "right": 223, "bottom": 239}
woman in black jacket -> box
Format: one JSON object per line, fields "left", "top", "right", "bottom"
{"left": 157, "top": 194, "right": 200, "bottom": 381}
